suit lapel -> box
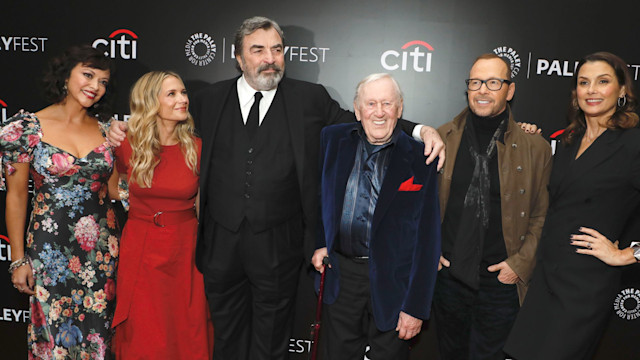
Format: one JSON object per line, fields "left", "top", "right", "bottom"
{"left": 371, "top": 134, "right": 413, "bottom": 236}
{"left": 549, "top": 137, "right": 576, "bottom": 200}
{"left": 554, "top": 129, "right": 623, "bottom": 198}
{"left": 280, "top": 79, "right": 306, "bottom": 189}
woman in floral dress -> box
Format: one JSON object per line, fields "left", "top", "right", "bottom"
{"left": 1, "top": 45, "right": 119, "bottom": 360}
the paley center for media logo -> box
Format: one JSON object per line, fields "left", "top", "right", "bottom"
{"left": 184, "top": 32, "right": 331, "bottom": 67}
{"left": 381, "top": 40, "right": 434, "bottom": 73}
{"left": 92, "top": 29, "right": 138, "bottom": 60}
{"left": 614, "top": 288, "right": 640, "bottom": 321}
{"left": 185, "top": 33, "right": 217, "bottom": 66}
{"left": 493, "top": 46, "right": 521, "bottom": 78}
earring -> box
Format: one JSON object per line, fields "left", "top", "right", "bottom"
{"left": 62, "top": 83, "right": 68, "bottom": 95}
{"left": 617, "top": 95, "right": 627, "bottom": 108}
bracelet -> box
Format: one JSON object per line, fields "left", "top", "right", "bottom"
{"left": 631, "top": 242, "right": 640, "bottom": 263}
{"left": 8, "top": 255, "right": 31, "bottom": 274}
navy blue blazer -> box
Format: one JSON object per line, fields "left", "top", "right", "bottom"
{"left": 316, "top": 123, "right": 441, "bottom": 332}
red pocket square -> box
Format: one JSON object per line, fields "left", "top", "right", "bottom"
{"left": 398, "top": 176, "right": 423, "bottom": 191}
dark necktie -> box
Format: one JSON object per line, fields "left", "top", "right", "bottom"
{"left": 246, "top": 91, "right": 263, "bottom": 139}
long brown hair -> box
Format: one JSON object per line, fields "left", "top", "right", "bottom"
{"left": 562, "top": 52, "right": 638, "bottom": 144}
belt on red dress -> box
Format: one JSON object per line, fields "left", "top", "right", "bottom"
{"left": 128, "top": 208, "right": 196, "bottom": 227}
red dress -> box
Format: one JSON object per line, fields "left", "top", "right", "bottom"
{"left": 112, "top": 137, "right": 211, "bottom": 359}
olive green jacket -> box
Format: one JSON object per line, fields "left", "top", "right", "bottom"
{"left": 437, "top": 106, "right": 552, "bottom": 303}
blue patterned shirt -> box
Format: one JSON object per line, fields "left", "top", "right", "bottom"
{"left": 337, "top": 125, "right": 400, "bottom": 257}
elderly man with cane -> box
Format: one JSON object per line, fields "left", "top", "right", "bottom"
{"left": 312, "top": 73, "right": 441, "bottom": 360}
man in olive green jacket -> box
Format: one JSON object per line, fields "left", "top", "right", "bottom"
{"left": 432, "top": 54, "right": 552, "bottom": 360}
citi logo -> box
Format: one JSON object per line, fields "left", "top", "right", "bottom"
{"left": 1, "top": 99, "right": 7, "bottom": 123}
{"left": 92, "top": 29, "right": 138, "bottom": 60}
{"left": 381, "top": 40, "right": 434, "bottom": 72}
{"left": 1, "top": 234, "right": 11, "bottom": 261}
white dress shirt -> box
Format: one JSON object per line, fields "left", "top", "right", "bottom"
{"left": 237, "top": 75, "right": 277, "bottom": 125}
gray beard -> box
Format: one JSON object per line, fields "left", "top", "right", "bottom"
{"left": 251, "top": 71, "right": 283, "bottom": 91}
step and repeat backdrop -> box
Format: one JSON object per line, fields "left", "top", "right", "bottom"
{"left": 1, "top": 0, "right": 639, "bottom": 358}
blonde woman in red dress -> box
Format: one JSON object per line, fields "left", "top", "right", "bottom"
{"left": 111, "top": 71, "right": 211, "bottom": 359}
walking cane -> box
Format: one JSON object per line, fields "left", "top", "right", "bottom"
{"left": 310, "top": 256, "right": 329, "bottom": 360}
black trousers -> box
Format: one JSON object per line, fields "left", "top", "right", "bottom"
{"left": 321, "top": 253, "right": 410, "bottom": 360}
{"left": 432, "top": 267, "right": 519, "bottom": 360}
{"left": 201, "top": 215, "right": 303, "bottom": 360}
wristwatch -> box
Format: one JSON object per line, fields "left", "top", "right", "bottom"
{"left": 631, "top": 242, "right": 640, "bottom": 262}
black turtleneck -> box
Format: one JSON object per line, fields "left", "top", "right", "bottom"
{"left": 441, "top": 108, "right": 509, "bottom": 280}
{"left": 469, "top": 108, "right": 508, "bottom": 149}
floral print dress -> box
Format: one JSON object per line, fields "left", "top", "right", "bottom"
{"left": 0, "top": 111, "right": 119, "bottom": 360}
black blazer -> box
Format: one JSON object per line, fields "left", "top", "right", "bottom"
{"left": 507, "top": 128, "right": 640, "bottom": 359}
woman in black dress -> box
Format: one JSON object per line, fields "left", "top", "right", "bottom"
{"left": 505, "top": 52, "right": 640, "bottom": 359}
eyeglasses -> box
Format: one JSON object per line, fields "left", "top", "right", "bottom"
{"left": 465, "top": 78, "right": 512, "bottom": 91}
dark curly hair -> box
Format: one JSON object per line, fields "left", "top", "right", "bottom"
{"left": 43, "top": 45, "right": 116, "bottom": 120}
{"left": 562, "top": 51, "right": 638, "bottom": 144}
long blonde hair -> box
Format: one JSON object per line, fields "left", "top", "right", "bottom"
{"left": 127, "top": 71, "right": 198, "bottom": 188}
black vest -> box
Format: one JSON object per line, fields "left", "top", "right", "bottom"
{"left": 207, "top": 87, "right": 301, "bottom": 233}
